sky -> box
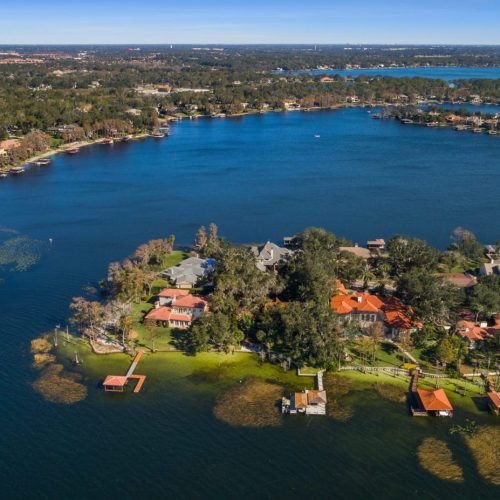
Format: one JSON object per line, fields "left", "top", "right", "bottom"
{"left": 0, "top": 0, "right": 499, "bottom": 45}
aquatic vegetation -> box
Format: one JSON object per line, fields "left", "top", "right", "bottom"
{"left": 465, "top": 426, "right": 500, "bottom": 485}
{"left": 33, "top": 364, "right": 88, "bottom": 405}
{"left": 327, "top": 400, "right": 354, "bottom": 422}
{"left": 30, "top": 335, "right": 53, "bottom": 354}
{"left": 449, "top": 419, "right": 479, "bottom": 438}
{"left": 32, "top": 353, "right": 56, "bottom": 369}
{"left": 323, "top": 374, "right": 354, "bottom": 421}
{"left": 213, "top": 378, "right": 283, "bottom": 428}
{"left": 417, "top": 438, "right": 464, "bottom": 482}
{"left": 323, "top": 374, "right": 352, "bottom": 397}
{"left": 0, "top": 236, "right": 45, "bottom": 271}
{"left": 374, "top": 382, "right": 407, "bottom": 403}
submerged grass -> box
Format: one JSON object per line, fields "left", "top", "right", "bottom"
{"left": 417, "top": 438, "right": 464, "bottom": 482}
{"left": 374, "top": 382, "right": 407, "bottom": 403}
{"left": 30, "top": 335, "right": 53, "bottom": 354}
{"left": 32, "top": 353, "right": 56, "bottom": 369}
{"left": 33, "top": 363, "right": 88, "bottom": 404}
{"left": 213, "top": 378, "right": 283, "bottom": 428}
{"left": 465, "top": 426, "right": 500, "bottom": 485}
{"left": 324, "top": 374, "right": 354, "bottom": 421}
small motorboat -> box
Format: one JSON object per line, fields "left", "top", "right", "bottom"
{"left": 32, "top": 158, "right": 52, "bottom": 166}
{"left": 101, "top": 138, "right": 114, "bottom": 144}
{"left": 10, "top": 167, "right": 25, "bottom": 175}
{"left": 314, "top": 134, "right": 321, "bottom": 138}
{"left": 66, "top": 148, "right": 80, "bottom": 154}
{"left": 151, "top": 132, "right": 165, "bottom": 138}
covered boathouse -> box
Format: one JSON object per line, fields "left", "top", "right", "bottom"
{"left": 487, "top": 391, "right": 500, "bottom": 415}
{"left": 103, "top": 375, "right": 128, "bottom": 392}
{"left": 415, "top": 388, "right": 454, "bottom": 417}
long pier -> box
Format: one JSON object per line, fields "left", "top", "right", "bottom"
{"left": 103, "top": 350, "right": 146, "bottom": 393}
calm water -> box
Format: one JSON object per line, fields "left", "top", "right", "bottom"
{"left": 1, "top": 109, "right": 500, "bottom": 499}
{"left": 281, "top": 66, "right": 500, "bottom": 81}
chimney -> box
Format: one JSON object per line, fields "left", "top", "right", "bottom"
{"left": 356, "top": 296, "right": 362, "bottom": 303}
{"left": 155, "top": 301, "right": 160, "bottom": 309}
{"left": 480, "top": 321, "right": 488, "bottom": 328}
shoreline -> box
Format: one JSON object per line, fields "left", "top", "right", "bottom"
{"left": 2, "top": 99, "right": 498, "bottom": 177}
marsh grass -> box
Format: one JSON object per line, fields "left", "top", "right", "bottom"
{"left": 417, "top": 438, "right": 464, "bottom": 482}
{"left": 33, "top": 364, "right": 88, "bottom": 404}
{"left": 327, "top": 400, "right": 354, "bottom": 421}
{"left": 465, "top": 426, "right": 500, "bottom": 485}
{"left": 213, "top": 378, "right": 283, "bottom": 428}
{"left": 374, "top": 382, "right": 407, "bottom": 402}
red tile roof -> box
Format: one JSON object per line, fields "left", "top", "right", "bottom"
{"left": 331, "top": 292, "right": 384, "bottom": 314}
{"left": 488, "top": 391, "right": 500, "bottom": 409}
{"left": 158, "top": 288, "right": 189, "bottom": 298}
{"left": 456, "top": 320, "right": 497, "bottom": 342}
{"left": 173, "top": 295, "right": 208, "bottom": 309}
{"left": 417, "top": 388, "right": 453, "bottom": 411}
{"left": 103, "top": 375, "right": 128, "bottom": 387}
{"left": 145, "top": 306, "right": 173, "bottom": 321}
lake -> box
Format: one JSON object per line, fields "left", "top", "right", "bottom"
{"left": 1, "top": 109, "right": 500, "bottom": 499}
{"left": 279, "top": 66, "right": 500, "bottom": 81}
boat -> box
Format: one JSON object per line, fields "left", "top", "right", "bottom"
{"left": 371, "top": 113, "right": 382, "bottom": 119}
{"left": 32, "top": 158, "right": 52, "bottom": 166}
{"left": 10, "top": 167, "right": 25, "bottom": 175}
{"left": 314, "top": 134, "right": 321, "bottom": 138}
{"left": 488, "top": 130, "right": 498, "bottom": 136}
{"left": 66, "top": 148, "right": 80, "bottom": 154}
{"left": 400, "top": 118, "right": 414, "bottom": 125}
{"left": 101, "top": 138, "right": 114, "bottom": 144}
{"left": 426, "top": 122, "right": 439, "bottom": 128}
{"left": 121, "top": 135, "right": 133, "bottom": 142}
{"left": 151, "top": 132, "right": 165, "bottom": 138}
{"left": 0, "top": 172, "right": 8, "bottom": 178}
{"left": 472, "top": 128, "right": 483, "bottom": 134}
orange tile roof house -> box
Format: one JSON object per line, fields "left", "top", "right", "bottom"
{"left": 416, "top": 388, "right": 453, "bottom": 416}
{"left": 145, "top": 288, "right": 208, "bottom": 329}
{"left": 330, "top": 287, "right": 421, "bottom": 338}
{"left": 455, "top": 319, "right": 498, "bottom": 350}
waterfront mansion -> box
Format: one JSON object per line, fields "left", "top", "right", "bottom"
{"left": 145, "top": 288, "right": 208, "bottom": 329}
{"left": 330, "top": 282, "right": 421, "bottom": 338}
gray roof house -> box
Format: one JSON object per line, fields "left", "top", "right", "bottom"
{"left": 252, "top": 242, "right": 293, "bottom": 272}
{"left": 161, "top": 257, "right": 215, "bottom": 288}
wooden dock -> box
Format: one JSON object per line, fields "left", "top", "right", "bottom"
{"left": 103, "top": 350, "right": 146, "bottom": 394}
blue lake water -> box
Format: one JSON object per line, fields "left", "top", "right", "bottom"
{"left": 281, "top": 66, "right": 500, "bottom": 81}
{"left": 1, "top": 109, "right": 500, "bottom": 499}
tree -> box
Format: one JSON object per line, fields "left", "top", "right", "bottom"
{"left": 436, "top": 338, "right": 455, "bottom": 365}
{"left": 284, "top": 227, "right": 347, "bottom": 305}
{"left": 194, "top": 225, "right": 207, "bottom": 251}
{"left": 397, "top": 269, "right": 461, "bottom": 325}
{"left": 450, "top": 227, "right": 484, "bottom": 262}
{"left": 119, "top": 314, "right": 134, "bottom": 346}
{"left": 368, "top": 321, "right": 384, "bottom": 363}
{"left": 69, "top": 297, "right": 105, "bottom": 340}
{"left": 188, "top": 312, "right": 244, "bottom": 353}
{"left": 387, "top": 235, "right": 439, "bottom": 276}
{"left": 145, "top": 321, "right": 161, "bottom": 352}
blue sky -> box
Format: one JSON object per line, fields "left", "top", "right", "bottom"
{"left": 1, "top": 0, "right": 499, "bottom": 44}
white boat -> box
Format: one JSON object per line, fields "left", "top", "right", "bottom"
{"left": 314, "top": 135, "right": 321, "bottom": 138}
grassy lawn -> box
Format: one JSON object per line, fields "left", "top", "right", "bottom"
{"left": 130, "top": 301, "right": 177, "bottom": 351}
{"left": 161, "top": 250, "right": 188, "bottom": 269}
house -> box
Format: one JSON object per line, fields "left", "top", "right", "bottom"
{"left": 416, "top": 388, "right": 453, "bottom": 416}
{"left": 145, "top": 290, "right": 208, "bottom": 329}
{"left": 487, "top": 391, "right": 500, "bottom": 415}
{"left": 161, "top": 257, "right": 215, "bottom": 288}
{"left": 319, "top": 76, "right": 334, "bottom": 83}
{"left": 157, "top": 288, "right": 189, "bottom": 306}
{"left": 252, "top": 242, "right": 293, "bottom": 271}
{"left": 330, "top": 288, "right": 421, "bottom": 338}
{"left": 479, "top": 260, "right": 500, "bottom": 277}
{"left": 347, "top": 95, "right": 360, "bottom": 103}
{"left": 366, "top": 239, "right": 385, "bottom": 252}
{"left": 339, "top": 244, "right": 372, "bottom": 260}
{"left": 455, "top": 318, "right": 499, "bottom": 349}
{"left": 0, "top": 139, "right": 21, "bottom": 156}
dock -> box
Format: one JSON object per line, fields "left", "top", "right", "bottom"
{"left": 103, "top": 351, "right": 147, "bottom": 393}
